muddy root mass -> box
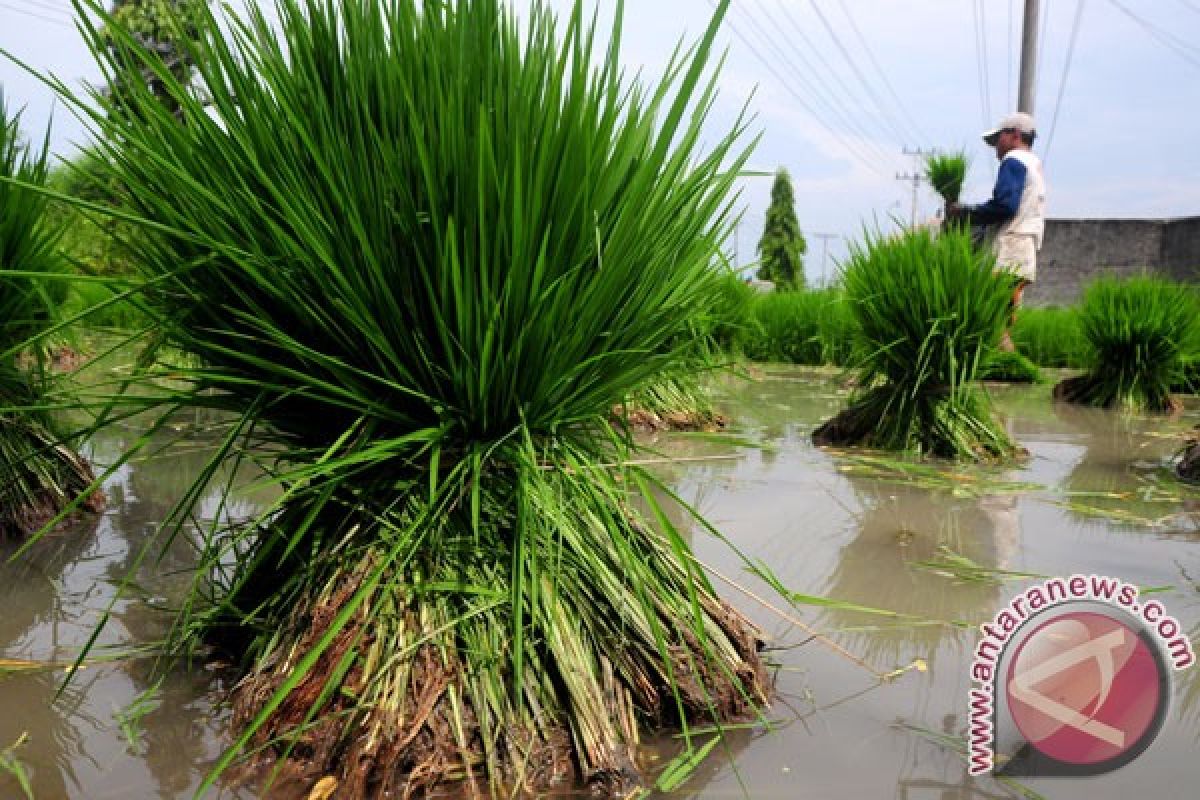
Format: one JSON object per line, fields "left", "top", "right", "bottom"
{"left": 229, "top": 538, "right": 768, "bottom": 798}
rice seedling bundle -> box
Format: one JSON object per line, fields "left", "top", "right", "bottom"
{"left": 1053, "top": 277, "right": 1200, "bottom": 412}
{"left": 59, "top": 0, "right": 768, "bottom": 794}
{"left": 812, "top": 227, "right": 1020, "bottom": 461}
{"left": 924, "top": 151, "right": 969, "bottom": 205}
{"left": 977, "top": 349, "right": 1042, "bottom": 384}
{"left": 0, "top": 97, "right": 101, "bottom": 540}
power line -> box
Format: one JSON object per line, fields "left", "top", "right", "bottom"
{"left": 730, "top": 1, "right": 896, "bottom": 172}
{"left": 714, "top": 4, "right": 893, "bottom": 177}
{"left": 1007, "top": 0, "right": 1015, "bottom": 107}
{"left": 1105, "top": 0, "right": 1200, "bottom": 69}
{"left": 18, "top": 0, "right": 73, "bottom": 16}
{"left": 0, "top": 0, "right": 72, "bottom": 27}
{"left": 832, "top": 0, "right": 929, "bottom": 143}
{"left": 743, "top": 0, "right": 897, "bottom": 164}
{"left": 971, "top": 0, "right": 989, "bottom": 126}
{"left": 1042, "top": 0, "right": 1086, "bottom": 164}
{"left": 1036, "top": 0, "right": 1051, "bottom": 105}
{"left": 978, "top": 0, "right": 992, "bottom": 120}
{"left": 794, "top": 0, "right": 916, "bottom": 146}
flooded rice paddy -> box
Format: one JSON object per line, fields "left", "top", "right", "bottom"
{"left": 2, "top": 366, "right": 1199, "bottom": 799}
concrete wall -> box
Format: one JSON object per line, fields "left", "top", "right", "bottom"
{"left": 1025, "top": 215, "right": 1200, "bottom": 306}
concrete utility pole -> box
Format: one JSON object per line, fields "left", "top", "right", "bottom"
{"left": 1018, "top": 0, "right": 1040, "bottom": 113}
{"left": 896, "top": 147, "right": 936, "bottom": 228}
{"left": 810, "top": 233, "right": 839, "bottom": 286}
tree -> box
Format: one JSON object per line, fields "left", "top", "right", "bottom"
{"left": 756, "top": 168, "right": 806, "bottom": 288}
{"left": 105, "top": 0, "right": 208, "bottom": 116}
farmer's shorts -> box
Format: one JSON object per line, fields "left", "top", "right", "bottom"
{"left": 994, "top": 233, "right": 1038, "bottom": 284}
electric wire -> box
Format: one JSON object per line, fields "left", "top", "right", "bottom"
{"left": 1105, "top": 0, "right": 1200, "bottom": 69}
{"left": 17, "top": 0, "right": 72, "bottom": 16}
{"left": 1007, "top": 0, "right": 1014, "bottom": 107}
{"left": 732, "top": 0, "right": 897, "bottom": 171}
{"left": 1036, "top": 0, "right": 1051, "bottom": 106}
{"left": 971, "top": 0, "right": 988, "bottom": 126}
{"left": 0, "top": 0, "right": 71, "bottom": 27}
{"left": 763, "top": 0, "right": 904, "bottom": 152}
{"left": 793, "top": 0, "right": 916, "bottom": 147}
{"left": 1042, "top": 0, "right": 1086, "bottom": 165}
{"left": 832, "top": 0, "right": 929, "bottom": 144}
{"left": 978, "top": 0, "right": 992, "bottom": 121}
{"left": 714, "top": 1, "right": 893, "bottom": 177}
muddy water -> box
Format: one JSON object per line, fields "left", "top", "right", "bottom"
{"left": 1, "top": 367, "right": 1198, "bottom": 799}
{"left": 0, "top": 423, "right": 256, "bottom": 799}
{"left": 649, "top": 367, "right": 1200, "bottom": 799}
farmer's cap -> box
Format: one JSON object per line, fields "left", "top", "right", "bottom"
{"left": 982, "top": 112, "right": 1036, "bottom": 145}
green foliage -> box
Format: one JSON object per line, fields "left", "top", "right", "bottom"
{"left": 61, "top": 0, "right": 766, "bottom": 792}
{"left": 1011, "top": 306, "right": 1087, "bottom": 368}
{"left": 0, "top": 96, "right": 99, "bottom": 540}
{"left": 702, "top": 268, "right": 758, "bottom": 352}
{"left": 1054, "top": 276, "right": 1200, "bottom": 412}
{"left": 756, "top": 168, "right": 806, "bottom": 287}
{"left": 46, "top": 149, "right": 145, "bottom": 329}
{"left": 924, "top": 151, "right": 969, "bottom": 204}
{"left": 978, "top": 349, "right": 1043, "bottom": 383}
{"left": 105, "top": 0, "right": 208, "bottom": 115}
{"left": 814, "top": 228, "right": 1019, "bottom": 461}
{"left": 739, "top": 287, "right": 856, "bottom": 365}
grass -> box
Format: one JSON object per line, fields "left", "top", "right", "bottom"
{"left": 50, "top": 0, "right": 770, "bottom": 795}
{"left": 813, "top": 227, "right": 1021, "bottom": 461}
{"left": 0, "top": 94, "right": 102, "bottom": 540}
{"left": 738, "top": 287, "right": 857, "bottom": 366}
{"left": 1053, "top": 276, "right": 1200, "bottom": 412}
{"left": 923, "top": 150, "right": 969, "bottom": 204}
{"left": 1010, "top": 305, "right": 1087, "bottom": 368}
{"left": 977, "top": 349, "right": 1042, "bottom": 384}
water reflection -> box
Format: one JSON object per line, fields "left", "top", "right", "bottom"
{"left": 0, "top": 419, "right": 255, "bottom": 799}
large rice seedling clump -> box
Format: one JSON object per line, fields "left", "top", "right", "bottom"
{"left": 65, "top": 0, "right": 768, "bottom": 795}
{"left": 813, "top": 228, "right": 1020, "bottom": 461}
{"left": 1053, "top": 277, "right": 1200, "bottom": 412}
{"left": 0, "top": 98, "right": 101, "bottom": 540}
{"left": 924, "top": 150, "right": 969, "bottom": 205}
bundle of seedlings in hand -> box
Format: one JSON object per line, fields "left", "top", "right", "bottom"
{"left": 62, "top": 0, "right": 768, "bottom": 795}
{"left": 924, "top": 150, "right": 969, "bottom": 206}
{"left": 813, "top": 227, "right": 1020, "bottom": 461}
{"left": 1053, "top": 277, "right": 1200, "bottom": 412}
{"left": 0, "top": 96, "right": 102, "bottom": 540}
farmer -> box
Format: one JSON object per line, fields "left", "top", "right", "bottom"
{"left": 948, "top": 112, "right": 1046, "bottom": 352}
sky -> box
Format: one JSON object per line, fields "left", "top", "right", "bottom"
{"left": 2, "top": 0, "right": 1199, "bottom": 284}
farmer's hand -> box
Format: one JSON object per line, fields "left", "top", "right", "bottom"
{"left": 945, "top": 202, "right": 962, "bottom": 220}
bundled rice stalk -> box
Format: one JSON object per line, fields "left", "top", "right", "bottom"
{"left": 924, "top": 151, "right": 969, "bottom": 205}
{"left": 58, "top": 0, "right": 768, "bottom": 795}
{"left": 812, "top": 227, "right": 1020, "bottom": 461}
{"left": 0, "top": 96, "right": 102, "bottom": 540}
{"left": 1053, "top": 277, "right": 1200, "bottom": 412}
